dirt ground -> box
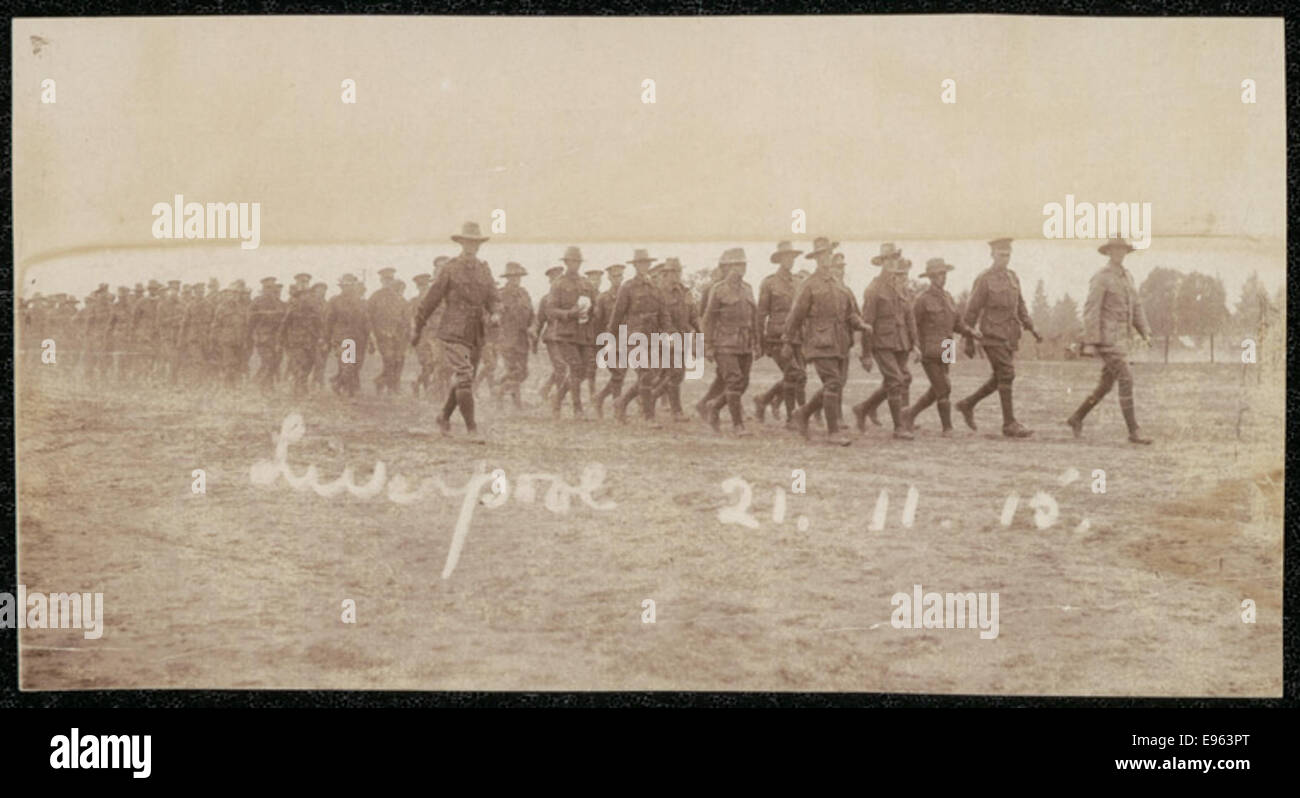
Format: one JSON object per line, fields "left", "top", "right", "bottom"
{"left": 15, "top": 352, "right": 1284, "bottom": 695}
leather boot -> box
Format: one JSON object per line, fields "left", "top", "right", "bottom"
{"left": 889, "top": 396, "right": 913, "bottom": 439}
{"left": 906, "top": 387, "right": 936, "bottom": 431}
{"left": 1121, "top": 392, "right": 1151, "bottom": 444}
{"left": 792, "top": 390, "right": 823, "bottom": 439}
{"left": 670, "top": 384, "right": 688, "bottom": 421}
{"left": 956, "top": 377, "right": 996, "bottom": 430}
{"left": 825, "top": 393, "right": 852, "bottom": 446}
{"left": 438, "top": 389, "right": 457, "bottom": 435}
{"left": 1066, "top": 386, "right": 1106, "bottom": 437}
{"left": 457, "top": 387, "right": 482, "bottom": 441}
{"left": 861, "top": 387, "right": 885, "bottom": 426}
{"left": 999, "top": 385, "right": 1032, "bottom": 437}
{"left": 937, "top": 399, "right": 953, "bottom": 435}
{"left": 727, "top": 394, "right": 750, "bottom": 435}
{"left": 707, "top": 395, "right": 726, "bottom": 432}
{"left": 571, "top": 375, "right": 585, "bottom": 418}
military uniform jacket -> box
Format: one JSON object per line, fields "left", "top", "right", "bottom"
{"left": 593, "top": 286, "right": 619, "bottom": 336}
{"left": 180, "top": 298, "right": 213, "bottom": 345}
{"left": 608, "top": 275, "right": 668, "bottom": 338}
{"left": 132, "top": 296, "right": 161, "bottom": 344}
{"left": 703, "top": 279, "right": 757, "bottom": 355}
{"left": 662, "top": 281, "right": 700, "bottom": 335}
{"left": 757, "top": 269, "right": 798, "bottom": 343}
{"left": 158, "top": 297, "right": 185, "bottom": 342}
{"left": 964, "top": 266, "right": 1034, "bottom": 349}
{"left": 544, "top": 272, "right": 598, "bottom": 344}
{"left": 250, "top": 294, "right": 287, "bottom": 344}
{"left": 1083, "top": 263, "right": 1150, "bottom": 355}
{"left": 367, "top": 288, "right": 408, "bottom": 338}
{"left": 415, "top": 254, "right": 500, "bottom": 347}
{"left": 327, "top": 293, "right": 370, "bottom": 344}
{"left": 279, "top": 297, "right": 323, "bottom": 349}
{"left": 497, "top": 285, "right": 534, "bottom": 352}
{"left": 913, "top": 286, "right": 975, "bottom": 359}
{"left": 784, "top": 270, "right": 866, "bottom": 359}
{"left": 861, "top": 276, "right": 917, "bottom": 352}
{"left": 210, "top": 292, "right": 251, "bottom": 346}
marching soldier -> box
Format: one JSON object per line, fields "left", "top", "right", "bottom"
{"left": 84, "top": 285, "right": 113, "bottom": 382}
{"left": 859, "top": 249, "right": 919, "bottom": 439}
{"left": 532, "top": 265, "right": 565, "bottom": 403}
{"left": 955, "top": 238, "right": 1041, "bottom": 437}
{"left": 541, "top": 246, "right": 598, "bottom": 419}
{"left": 755, "top": 241, "right": 806, "bottom": 423}
{"left": 785, "top": 237, "right": 870, "bottom": 445}
{"left": 904, "top": 259, "right": 981, "bottom": 435}
{"left": 592, "top": 263, "right": 627, "bottom": 418}
{"left": 279, "top": 284, "right": 324, "bottom": 397}
{"left": 308, "top": 282, "right": 330, "bottom": 391}
{"left": 582, "top": 268, "right": 606, "bottom": 400}
{"left": 701, "top": 248, "right": 759, "bottom": 435}
{"left": 108, "top": 286, "right": 133, "bottom": 382}
{"left": 179, "top": 282, "right": 213, "bottom": 385}
{"left": 250, "top": 277, "right": 288, "bottom": 392}
{"left": 411, "top": 221, "right": 500, "bottom": 440}
{"left": 210, "top": 280, "right": 251, "bottom": 389}
{"left": 1067, "top": 237, "right": 1153, "bottom": 444}
{"left": 327, "top": 274, "right": 372, "bottom": 397}
{"left": 368, "top": 267, "right": 409, "bottom": 395}
{"left": 650, "top": 257, "right": 699, "bottom": 422}
{"left": 609, "top": 248, "right": 668, "bottom": 423}
{"left": 495, "top": 262, "right": 534, "bottom": 408}
{"left": 852, "top": 244, "right": 911, "bottom": 428}
{"left": 158, "top": 280, "right": 184, "bottom": 384}
{"left": 693, "top": 265, "right": 728, "bottom": 421}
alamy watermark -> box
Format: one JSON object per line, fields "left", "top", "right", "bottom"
{"left": 1042, "top": 194, "right": 1151, "bottom": 249}
{"left": 1, "top": 585, "right": 104, "bottom": 639}
{"left": 596, "top": 325, "right": 705, "bottom": 379}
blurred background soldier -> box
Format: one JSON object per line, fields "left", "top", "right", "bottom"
{"left": 368, "top": 267, "right": 408, "bottom": 395}
{"left": 494, "top": 262, "right": 534, "bottom": 408}
{"left": 179, "top": 282, "right": 213, "bottom": 386}
{"left": 1068, "top": 237, "right": 1153, "bottom": 444}
{"left": 251, "top": 277, "right": 287, "bottom": 393}
{"left": 609, "top": 248, "right": 667, "bottom": 424}
{"left": 238, "top": 282, "right": 255, "bottom": 384}
{"left": 905, "top": 259, "right": 980, "bottom": 435}
{"left": 859, "top": 251, "right": 918, "bottom": 439}
{"left": 785, "top": 237, "right": 869, "bottom": 446}
{"left": 955, "top": 238, "right": 1041, "bottom": 438}
{"left": 755, "top": 241, "right": 805, "bottom": 423}
{"left": 279, "top": 284, "right": 323, "bottom": 398}
{"left": 328, "top": 273, "right": 372, "bottom": 397}
{"left": 108, "top": 286, "right": 133, "bottom": 382}
{"left": 650, "top": 257, "right": 698, "bottom": 422}
{"left": 158, "top": 281, "right": 184, "bottom": 384}
{"left": 408, "top": 271, "right": 434, "bottom": 396}
{"left": 308, "top": 282, "right": 330, "bottom": 391}
{"left": 411, "top": 221, "right": 500, "bottom": 440}
{"left": 132, "top": 280, "right": 163, "bottom": 383}
{"left": 701, "top": 248, "right": 759, "bottom": 435}
{"left": 210, "top": 280, "right": 251, "bottom": 390}
{"left": 84, "top": 285, "right": 113, "bottom": 383}
{"left": 591, "top": 263, "right": 627, "bottom": 418}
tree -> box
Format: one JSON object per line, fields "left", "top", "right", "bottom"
{"left": 1029, "top": 280, "right": 1051, "bottom": 359}
{"left": 1050, "top": 294, "right": 1082, "bottom": 347}
{"left": 1233, "top": 271, "right": 1271, "bottom": 337}
{"left": 1138, "top": 267, "right": 1182, "bottom": 363}
{"left": 1174, "top": 271, "right": 1229, "bottom": 362}
{"left": 684, "top": 267, "right": 713, "bottom": 304}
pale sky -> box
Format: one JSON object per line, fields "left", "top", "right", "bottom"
{"left": 13, "top": 15, "right": 1286, "bottom": 274}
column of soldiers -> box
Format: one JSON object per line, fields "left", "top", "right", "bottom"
{"left": 21, "top": 227, "right": 1154, "bottom": 445}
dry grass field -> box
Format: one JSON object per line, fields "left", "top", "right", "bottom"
{"left": 16, "top": 353, "right": 1283, "bottom": 695}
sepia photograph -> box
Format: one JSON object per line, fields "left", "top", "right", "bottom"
{"left": 10, "top": 14, "right": 1285, "bottom": 696}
